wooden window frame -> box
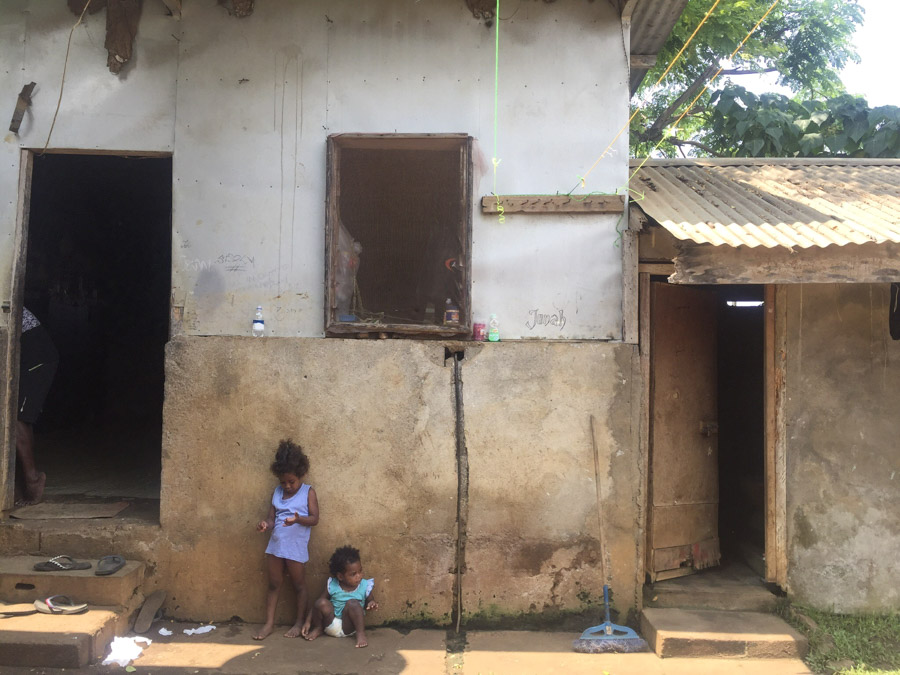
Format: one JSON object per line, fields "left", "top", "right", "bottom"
{"left": 324, "top": 133, "right": 473, "bottom": 338}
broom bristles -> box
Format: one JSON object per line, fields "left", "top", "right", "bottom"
{"left": 571, "top": 636, "right": 649, "bottom": 653}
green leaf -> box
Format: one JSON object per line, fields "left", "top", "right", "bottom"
{"left": 847, "top": 118, "right": 869, "bottom": 143}
{"left": 746, "top": 138, "right": 765, "bottom": 156}
{"left": 800, "top": 133, "right": 825, "bottom": 156}
{"left": 863, "top": 134, "right": 889, "bottom": 157}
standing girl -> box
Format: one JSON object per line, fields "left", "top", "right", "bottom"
{"left": 253, "top": 439, "right": 319, "bottom": 640}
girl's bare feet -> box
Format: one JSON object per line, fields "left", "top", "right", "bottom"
{"left": 355, "top": 633, "right": 368, "bottom": 648}
{"left": 303, "top": 626, "right": 322, "bottom": 641}
{"left": 252, "top": 623, "right": 274, "bottom": 640}
{"left": 284, "top": 623, "right": 302, "bottom": 638}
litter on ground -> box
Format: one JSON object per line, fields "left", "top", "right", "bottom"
{"left": 184, "top": 624, "right": 216, "bottom": 635}
{"left": 102, "top": 636, "right": 152, "bottom": 666}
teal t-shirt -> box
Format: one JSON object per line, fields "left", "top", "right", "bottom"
{"left": 327, "top": 576, "right": 374, "bottom": 618}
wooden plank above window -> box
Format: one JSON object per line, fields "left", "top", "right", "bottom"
{"left": 481, "top": 194, "right": 625, "bottom": 214}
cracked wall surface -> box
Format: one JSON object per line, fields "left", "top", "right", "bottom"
{"left": 152, "top": 337, "right": 639, "bottom": 624}
{"left": 784, "top": 284, "right": 900, "bottom": 612}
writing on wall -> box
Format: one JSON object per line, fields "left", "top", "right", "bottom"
{"left": 525, "top": 307, "right": 567, "bottom": 331}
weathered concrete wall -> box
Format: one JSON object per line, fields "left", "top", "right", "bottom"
{"left": 171, "top": 0, "right": 628, "bottom": 339}
{"left": 784, "top": 284, "right": 900, "bottom": 612}
{"left": 464, "top": 341, "right": 641, "bottom": 621}
{"left": 154, "top": 337, "right": 638, "bottom": 624}
{"left": 0, "top": 0, "right": 640, "bottom": 626}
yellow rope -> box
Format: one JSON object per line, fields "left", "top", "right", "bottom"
{"left": 629, "top": 0, "right": 782, "bottom": 183}
{"left": 575, "top": 0, "right": 722, "bottom": 188}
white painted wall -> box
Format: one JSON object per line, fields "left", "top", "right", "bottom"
{"left": 0, "top": 0, "right": 178, "bottom": 302}
{"left": 3, "top": 0, "right": 629, "bottom": 340}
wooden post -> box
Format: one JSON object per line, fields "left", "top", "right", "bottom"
{"left": 2, "top": 151, "right": 33, "bottom": 510}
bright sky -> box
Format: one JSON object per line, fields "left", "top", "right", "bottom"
{"left": 743, "top": 0, "right": 898, "bottom": 106}
{"left": 840, "top": 0, "right": 897, "bottom": 106}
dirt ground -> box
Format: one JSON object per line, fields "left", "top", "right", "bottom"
{"left": 4, "top": 621, "right": 812, "bottom": 674}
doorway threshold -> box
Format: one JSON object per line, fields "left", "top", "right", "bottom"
{"left": 3, "top": 495, "right": 160, "bottom": 528}
{"left": 644, "top": 559, "right": 779, "bottom": 613}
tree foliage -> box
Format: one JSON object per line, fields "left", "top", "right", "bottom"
{"left": 701, "top": 86, "right": 900, "bottom": 158}
{"left": 631, "top": 0, "right": 870, "bottom": 157}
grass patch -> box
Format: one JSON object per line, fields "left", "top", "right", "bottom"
{"left": 778, "top": 602, "right": 900, "bottom": 674}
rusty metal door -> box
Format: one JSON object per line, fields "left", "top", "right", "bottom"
{"left": 647, "top": 282, "right": 720, "bottom": 581}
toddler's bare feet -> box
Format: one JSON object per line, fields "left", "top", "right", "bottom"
{"left": 252, "top": 623, "right": 274, "bottom": 640}
{"left": 356, "top": 634, "right": 368, "bottom": 648}
{"left": 284, "top": 623, "right": 302, "bottom": 638}
{"left": 304, "top": 626, "right": 322, "bottom": 641}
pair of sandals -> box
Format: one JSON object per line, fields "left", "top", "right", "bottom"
{"left": 33, "top": 554, "right": 126, "bottom": 576}
{"left": 0, "top": 595, "right": 88, "bottom": 617}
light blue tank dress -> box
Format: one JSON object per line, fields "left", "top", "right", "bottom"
{"left": 264, "top": 483, "right": 312, "bottom": 563}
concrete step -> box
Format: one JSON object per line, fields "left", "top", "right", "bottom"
{"left": 0, "top": 555, "right": 145, "bottom": 607}
{"left": 641, "top": 607, "right": 808, "bottom": 659}
{"left": 644, "top": 578, "right": 778, "bottom": 612}
{"left": 0, "top": 603, "right": 132, "bottom": 668}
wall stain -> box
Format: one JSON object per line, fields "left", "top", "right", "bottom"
{"left": 794, "top": 509, "right": 819, "bottom": 549}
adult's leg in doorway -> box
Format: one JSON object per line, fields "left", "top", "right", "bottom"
{"left": 16, "top": 420, "right": 45, "bottom": 504}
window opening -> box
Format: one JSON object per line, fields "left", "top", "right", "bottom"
{"left": 325, "top": 134, "right": 472, "bottom": 337}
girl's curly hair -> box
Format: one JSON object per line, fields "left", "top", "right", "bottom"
{"left": 328, "top": 545, "right": 361, "bottom": 577}
{"left": 270, "top": 439, "right": 310, "bottom": 478}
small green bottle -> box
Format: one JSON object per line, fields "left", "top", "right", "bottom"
{"left": 488, "top": 314, "right": 500, "bottom": 342}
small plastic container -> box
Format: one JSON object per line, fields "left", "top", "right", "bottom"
{"left": 443, "top": 298, "right": 460, "bottom": 325}
{"left": 473, "top": 322, "right": 487, "bottom": 341}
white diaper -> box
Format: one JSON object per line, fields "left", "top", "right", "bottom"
{"left": 324, "top": 616, "right": 354, "bottom": 638}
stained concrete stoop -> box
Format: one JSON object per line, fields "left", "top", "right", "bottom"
{"left": 643, "top": 577, "right": 779, "bottom": 612}
{"left": 0, "top": 555, "right": 146, "bottom": 667}
{"left": 641, "top": 607, "right": 809, "bottom": 659}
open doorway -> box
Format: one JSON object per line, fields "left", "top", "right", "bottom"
{"left": 17, "top": 153, "right": 171, "bottom": 506}
{"left": 645, "top": 281, "right": 767, "bottom": 585}
{"left": 717, "top": 285, "right": 766, "bottom": 575}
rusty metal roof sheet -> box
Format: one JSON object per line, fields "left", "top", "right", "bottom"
{"left": 629, "top": 158, "right": 900, "bottom": 249}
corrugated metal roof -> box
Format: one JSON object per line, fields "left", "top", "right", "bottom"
{"left": 630, "top": 158, "right": 900, "bottom": 249}
{"left": 629, "top": 0, "right": 690, "bottom": 93}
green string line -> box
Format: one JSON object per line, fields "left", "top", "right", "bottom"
{"left": 492, "top": 0, "right": 499, "bottom": 168}
{"left": 492, "top": 0, "right": 504, "bottom": 222}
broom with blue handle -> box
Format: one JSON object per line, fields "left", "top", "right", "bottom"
{"left": 572, "top": 416, "right": 649, "bottom": 654}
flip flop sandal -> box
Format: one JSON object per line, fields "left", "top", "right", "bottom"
{"left": 33, "top": 555, "right": 92, "bottom": 572}
{"left": 95, "top": 555, "right": 126, "bottom": 576}
{"left": 0, "top": 603, "right": 38, "bottom": 618}
{"left": 34, "top": 595, "right": 88, "bottom": 615}
{"left": 133, "top": 589, "right": 167, "bottom": 634}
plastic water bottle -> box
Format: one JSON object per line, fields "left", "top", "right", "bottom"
{"left": 488, "top": 314, "right": 500, "bottom": 342}
{"left": 252, "top": 306, "right": 265, "bottom": 337}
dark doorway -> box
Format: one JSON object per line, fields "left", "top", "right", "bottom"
{"left": 716, "top": 284, "right": 766, "bottom": 575}
{"left": 646, "top": 281, "right": 766, "bottom": 582}
{"left": 644, "top": 281, "right": 773, "bottom": 610}
{"left": 21, "top": 154, "right": 171, "bottom": 505}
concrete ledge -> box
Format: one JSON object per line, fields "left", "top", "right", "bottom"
{"left": 0, "top": 556, "right": 144, "bottom": 606}
{"left": 0, "top": 606, "right": 119, "bottom": 667}
{"left": 641, "top": 608, "right": 808, "bottom": 659}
